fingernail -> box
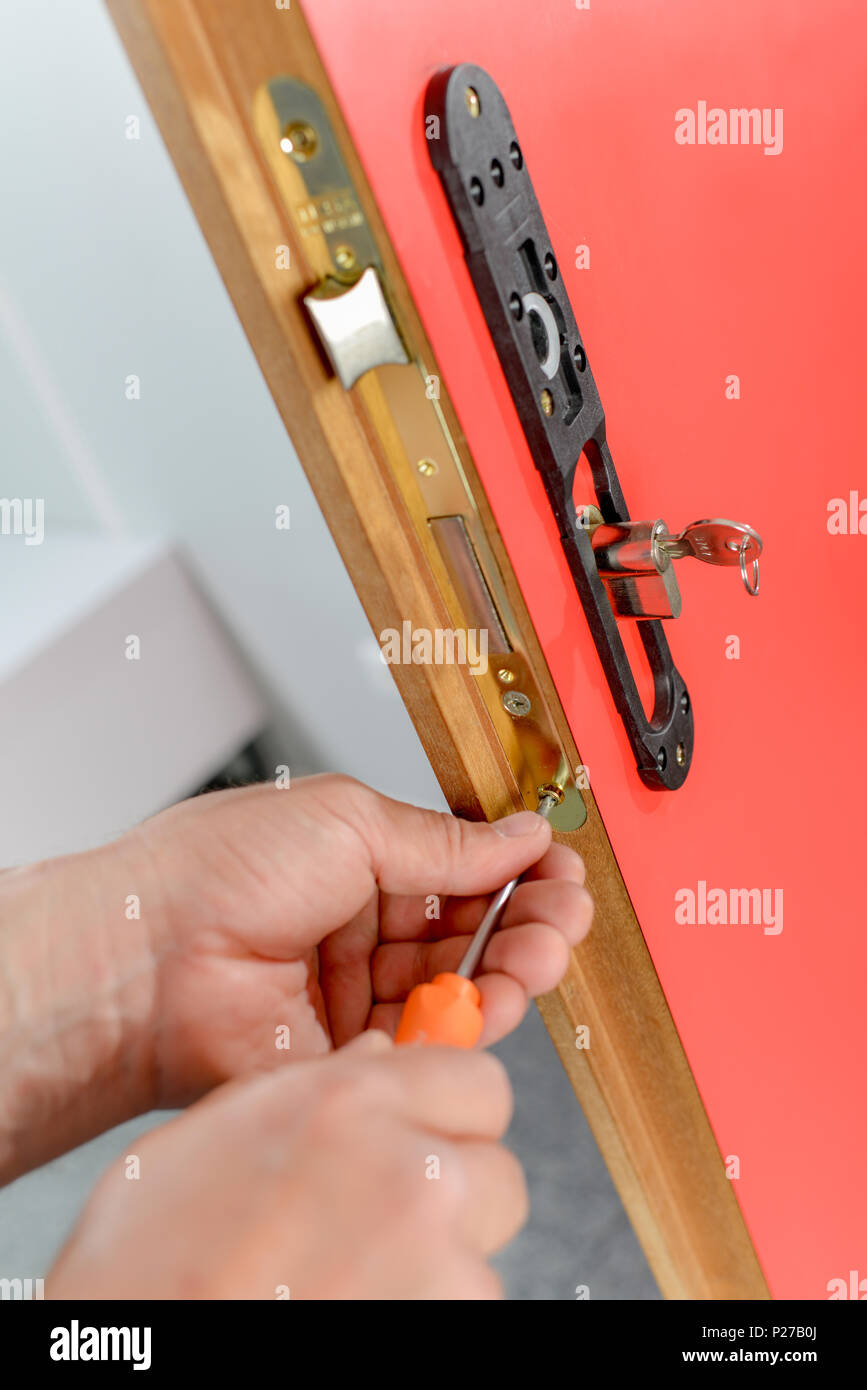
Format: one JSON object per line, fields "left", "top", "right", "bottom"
{"left": 348, "top": 1029, "right": 393, "bottom": 1053}
{"left": 493, "top": 811, "right": 547, "bottom": 837}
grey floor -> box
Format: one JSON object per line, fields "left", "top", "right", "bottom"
{"left": 492, "top": 1005, "right": 659, "bottom": 1300}
{"left": 0, "top": 1001, "right": 658, "bottom": 1301}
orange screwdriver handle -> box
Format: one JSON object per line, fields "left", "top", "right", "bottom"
{"left": 395, "top": 973, "right": 483, "bottom": 1048}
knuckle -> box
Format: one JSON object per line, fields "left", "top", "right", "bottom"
{"left": 566, "top": 881, "right": 594, "bottom": 927}
{"left": 448, "top": 1260, "right": 505, "bottom": 1301}
{"left": 423, "top": 1147, "right": 467, "bottom": 1211}
{"left": 499, "top": 1146, "right": 529, "bottom": 1226}
{"left": 579, "top": 885, "right": 594, "bottom": 921}
{"left": 309, "top": 772, "right": 367, "bottom": 805}
{"left": 537, "top": 877, "right": 593, "bottom": 937}
{"left": 434, "top": 810, "right": 470, "bottom": 877}
{"left": 567, "top": 849, "right": 588, "bottom": 880}
{"left": 301, "top": 1068, "right": 390, "bottom": 1142}
{"left": 472, "top": 1264, "right": 505, "bottom": 1300}
{"left": 546, "top": 841, "right": 587, "bottom": 887}
{"left": 383, "top": 1143, "right": 461, "bottom": 1236}
{"left": 467, "top": 1050, "right": 514, "bottom": 1128}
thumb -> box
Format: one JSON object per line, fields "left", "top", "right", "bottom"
{"left": 321, "top": 780, "right": 552, "bottom": 898}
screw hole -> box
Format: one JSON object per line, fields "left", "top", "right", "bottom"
{"left": 490, "top": 158, "right": 504, "bottom": 187}
{"left": 509, "top": 292, "right": 523, "bottom": 320}
{"left": 509, "top": 140, "right": 523, "bottom": 170}
{"left": 573, "top": 344, "right": 586, "bottom": 372}
{"left": 544, "top": 252, "right": 557, "bottom": 280}
{"left": 469, "top": 177, "right": 484, "bottom": 206}
{"left": 656, "top": 747, "right": 667, "bottom": 771}
{"left": 680, "top": 691, "right": 690, "bottom": 714}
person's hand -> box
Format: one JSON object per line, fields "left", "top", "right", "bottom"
{"left": 0, "top": 773, "right": 591, "bottom": 1181}
{"left": 49, "top": 1032, "right": 525, "bottom": 1300}
{"left": 128, "top": 775, "right": 592, "bottom": 1105}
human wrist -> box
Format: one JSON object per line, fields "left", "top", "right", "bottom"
{"left": 0, "top": 835, "right": 163, "bottom": 1183}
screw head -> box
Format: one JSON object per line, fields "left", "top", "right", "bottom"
{"left": 465, "top": 86, "right": 481, "bottom": 118}
{"left": 576, "top": 503, "right": 604, "bottom": 532}
{"left": 416, "top": 458, "right": 438, "bottom": 477}
{"left": 334, "top": 245, "right": 357, "bottom": 273}
{"left": 537, "top": 783, "right": 565, "bottom": 805}
{"left": 280, "top": 121, "right": 318, "bottom": 162}
{"left": 540, "top": 389, "right": 554, "bottom": 416}
{"left": 497, "top": 667, "right": 516, "bottom": 684}
{"left": 503, "top": 691, "right": 532, "bottom": 717}
{"left": 676, "top": 742, "right": 686, "bottom": 767}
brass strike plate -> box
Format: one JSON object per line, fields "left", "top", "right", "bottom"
{"left": 253, "top": 77, "right": 586, "bottom": 832}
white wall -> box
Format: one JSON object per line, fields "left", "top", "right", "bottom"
{"left": 0, "top": 0, "right": 443, "bottom": 821}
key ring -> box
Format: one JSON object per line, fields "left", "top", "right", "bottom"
{"left": 736, "top": 538, "right": 760, "bottom": 596}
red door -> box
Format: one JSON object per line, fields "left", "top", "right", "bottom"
{"left": 304, "top": 0, "right": 867, "bottom": 1298}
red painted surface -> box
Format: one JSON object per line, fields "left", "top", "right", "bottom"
{"left": 304, "top": 0, "right": 867, "bottom": 1297}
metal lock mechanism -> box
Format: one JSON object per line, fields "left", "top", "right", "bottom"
{"left": 425, "top": 64, "right": 766, "bottom": 788}
{"left": 582, "top": 510, "right": 763, "bottom": 620}
{"left": 253, "top": 76, "right": 588, "bottom": 828}
{"left": 256, "top": 69, "right": 764, "bottom": 792}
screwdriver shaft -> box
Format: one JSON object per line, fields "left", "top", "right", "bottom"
{"left": 455, "top": 792, "right": 559, "bottom": 979}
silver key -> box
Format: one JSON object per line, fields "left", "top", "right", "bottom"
{"left": 657, "top": 519, "right": 762, "bottom": 596}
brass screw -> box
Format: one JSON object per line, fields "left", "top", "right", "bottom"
{"left": 417, "top": 458, "right": 438, "bottom": 477}
{"left": 497, "top": 668, "right": 516, "bottom": 684}
{"left": 676, "top": 742, "right": 686, "bottom": 767}
{"left": 280, "top": 121, "right": 319, "bottom": 162}
{"left": 502, "top": 691, "right": 532, "bottom": 717}
{"left": 465, "top": 86, "right": 481, "bottom": 118}
{"left": 540, "top": 389, "right": 554, "bottom": 416}
{"left": 334, "top": 245, "right": 357, "bottom": 273}
{"left": 538, "top": 783, "right": 566, "bottom": 805}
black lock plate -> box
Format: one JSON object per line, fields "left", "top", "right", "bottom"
{"left": 425, "top": 64, "right": 693, "bottom": 789}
